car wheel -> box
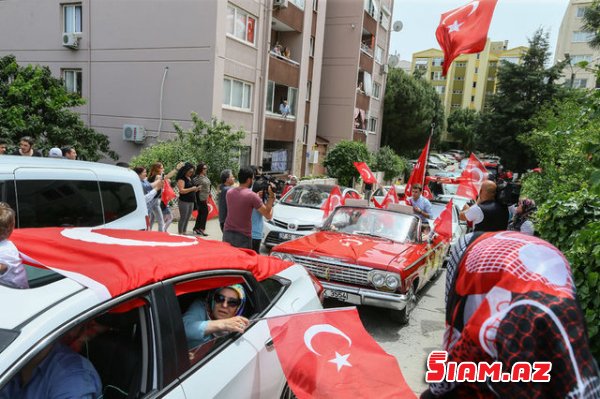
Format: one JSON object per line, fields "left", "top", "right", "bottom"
{"left": 391, "top": 285, "right": 417, "bottom": 325}
{"left": 280, "top": 383, "right": 297, "bottom": 399}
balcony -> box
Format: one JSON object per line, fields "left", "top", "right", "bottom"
{"left": 355, "top": 91, "right": 370, "bottom": 110}
{"left": 273, "top": 2, "right": 304, "bottom": 32}
{"left": 265, "top": 117, "right": 295, "bottom": 142}
{"left": 269, "top": 53, "right": 300, "bottom": 88}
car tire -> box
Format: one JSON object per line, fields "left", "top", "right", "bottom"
{"left": 280, "top": 383, "right": 297, "bottom": 399}
{"left": 391, "top": 285, "right": 417, "bottom": 325}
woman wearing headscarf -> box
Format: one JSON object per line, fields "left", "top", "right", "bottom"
{"left": 423, "top": 231, "right": 600, "bottom": 399}
{"left": 192, "top": 162, "right": 211, "bottom": 236}
{"left": 176, "top": 163, "right": 199, "bottom": 235}
{"left": 182, "top": 284, "right": 249, "bottom": 349}
{"left": 508, "top": 198, "right": 536, "bottom": 236}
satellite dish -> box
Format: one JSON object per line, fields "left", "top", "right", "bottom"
{"left": 388, "top": 55, "right": 400, "bottom": 68}
{"left": 392, "top": 20, "right": 403, "bottom": 32}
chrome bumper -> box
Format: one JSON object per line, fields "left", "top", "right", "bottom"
{"left": 321, "top": 281, "right": 408, "bottom": 311}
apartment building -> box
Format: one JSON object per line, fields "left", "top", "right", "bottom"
{"left": 411, "top": 40, "right": 527, "bottom": 124}
{"left": 0, "top": 0, "right": 326, "bottom": 177}
{"left": 317, "top": 0, "right": 393, "bottom": 162}
{"left": 555, "top": 0, "right": 600, "bottom": 89}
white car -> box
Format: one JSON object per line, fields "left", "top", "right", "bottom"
{"left": 0, "top": 228, "right": 323, "bottom": 398}
{"left": 370, "top": 185, "right": 406, "bottom": 207}
{"left": 262, "top": 184, "right": 361, "bottom": 249}
{"left": 429, "top": 200, "right": 468, "bottom": 250}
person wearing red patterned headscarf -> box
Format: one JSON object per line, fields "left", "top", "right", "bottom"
{"left": 422, "top": 231, "right": 600, "bottom": 399}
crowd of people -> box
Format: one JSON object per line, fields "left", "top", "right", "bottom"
{"left": 0, "top": 136, "right": 78, "bottom": 160}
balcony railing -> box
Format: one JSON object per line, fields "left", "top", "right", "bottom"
{"left": 360, "top": 43, "right": 373, "bottom": 57}
{"left": 269, "top": 50, "right": 300, "bottom": 67}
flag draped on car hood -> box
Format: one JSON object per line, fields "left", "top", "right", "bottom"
{"left": 267, "top": 307, "right": 416, "bottom": 399}
{"left": 12, "top": 228, "right": 291, "bottom": 300}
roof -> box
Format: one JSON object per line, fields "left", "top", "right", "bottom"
{"left": 11, "top": 228, "right": 291, "bottom": 300}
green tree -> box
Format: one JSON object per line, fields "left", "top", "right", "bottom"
{"left": 478, "top": 29, "right": 567, "bottom": 171}
{"left": 131, "top": 113, "right": 245, "bottom": 186}
{"left": 583, "top": 1, "right": 600, "bottom": 50}
{"left": 323, "top": 140, "right": 372, "bottom": 186}
{"left": 0, "top": 55, "right": 117, "bottom": 160}
{"left": 381, "top": 68, "right": 444, "bottom": 156}
{"left": 373, "top": 146, "right": 408, "bottom": 182}
{"left": 520, "top": 91, "right": 600, "bottom": 357}
{"left": 446, "top": 108, "right": 480, "bottom": 153}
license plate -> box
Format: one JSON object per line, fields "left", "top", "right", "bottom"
{"left": 324, "top": 289, "right": 349, "bottom": 302}
{"left": 279, "top": 232, "right": 298, "bottom": 240}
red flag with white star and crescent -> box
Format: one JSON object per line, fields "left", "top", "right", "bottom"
{"left": 435, "top": 0, "right": 498, "bottom": 76}
{"left": 405, "top": 136, "right": 431, "bottom": 199}
{"left": 267, "top": 307, "right": 416, "bottom": 399}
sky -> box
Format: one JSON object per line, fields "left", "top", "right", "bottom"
{"left": 390, "top": 0, "right": 571, "bottom": 63}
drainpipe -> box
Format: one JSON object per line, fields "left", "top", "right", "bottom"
{"left": 257, "top": 0, "right": 273, "bottom": 166}
{"left": 87, "top": 0, "right": 92, "bottom": 127}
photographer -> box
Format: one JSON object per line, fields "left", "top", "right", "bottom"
{"left": 223, "top": 166, "right": 275, "bottom": 250}
{"left": 459, "top": 180, "right": 508, "bottom": 232}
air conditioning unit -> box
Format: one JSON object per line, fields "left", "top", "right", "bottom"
{"left": 123, "top": 124, "right": 146, "bottom": 143}
{"left": 274, "top": 0, "right": 288, "bottom": 8}
{"left": 380, "top": 64, "right": 389, "bottom": 74}
{"left": 62, "top": 32, "right": 80, "bottom": 49}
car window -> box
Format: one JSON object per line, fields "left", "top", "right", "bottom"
{"left": 372, "top": 188, "right": 385, "bottom": 197}
{"left": 0, "top": 297, "right": 153, "bottom": 399}
{"left": 99, "top": 182, "right": 138, "bottom": 223}
{"left": 174, "top": 275, "right": 259, "bottom": 368}
{"left": 14, "top": 180, "right": 104, "bottom": 227}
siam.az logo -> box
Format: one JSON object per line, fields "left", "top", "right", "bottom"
{"left": 425, "top": 351, "right": 552, "bottom": 383}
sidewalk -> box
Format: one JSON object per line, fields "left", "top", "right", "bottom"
{"left": 165, "top": 217, "right": 223, "bottom": 240}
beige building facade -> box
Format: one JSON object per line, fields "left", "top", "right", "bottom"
{"left": 411, "top": 40, "right": 527, "bottom": 127}
{"left": 555, "top": 0, "right": 600, "bottom": 89}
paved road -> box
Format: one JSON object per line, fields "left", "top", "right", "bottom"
{"left": 168, "top": 218, "right": 446, "bottom": 396}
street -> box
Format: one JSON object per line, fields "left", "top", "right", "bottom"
{"left": 172, "top": 217, "right": 446, "bottom": 396}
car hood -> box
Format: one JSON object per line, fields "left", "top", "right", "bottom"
{"left": 274, "top": 231, "right": 416, "bottom": 271}
{"left": 273, "top": 202, "right": 325, "bottom": 225}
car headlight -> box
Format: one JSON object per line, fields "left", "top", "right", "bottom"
{"left": 385, "top": 274, "right": 400, "bottom": 290}
{"left": 369, "top": 271, "right": 385, "bottom": 288}
{"left": 270, "top": 252, "right": 295, "bottom": 262}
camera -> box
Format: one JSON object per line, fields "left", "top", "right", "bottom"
{"left": 252, "top": 173, "right": 285, "bottom": 202}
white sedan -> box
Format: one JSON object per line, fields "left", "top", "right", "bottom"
{"left": 262, "top": 184, "right": 361, "bottom": 249}
{"left": 0, "top": 228, "right": 323, "bottom": 398}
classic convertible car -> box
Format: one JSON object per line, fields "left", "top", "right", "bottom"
{"left": 271, "top": 205, "right": 448, "bottom": 324}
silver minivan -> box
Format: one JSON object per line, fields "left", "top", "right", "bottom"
{"left": 0, "top": 156, "right": 148, "bottom": 229}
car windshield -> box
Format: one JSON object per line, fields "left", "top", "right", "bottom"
{"left": 323, "top": 207, "right": 419, "bottom": 242}
{"left": 280, "top": 184, "right": 333, "bottom": 208}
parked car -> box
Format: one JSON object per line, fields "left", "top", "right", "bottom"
{"left": 262, "top": 184, "right": 361, "bottom": 249}
{"left": 1, "top": 228, "right": 323, "bottom": 398}
{"left": 0, "top": 156, "right": 148, "bottom": 230}
{"left": 434, "top": 194, "right": 475, "bottom": 212}
{"left": 270, "top": 205, "right": 448, "bottom": 324}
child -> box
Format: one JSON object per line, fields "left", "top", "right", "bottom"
{"left": 0, "top": 203, "right": 28, "bottom": 289}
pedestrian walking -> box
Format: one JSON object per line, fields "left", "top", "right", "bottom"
{"left": 218, "top": 169, "right": 235, "bottom": 232}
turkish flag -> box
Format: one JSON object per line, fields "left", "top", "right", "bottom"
{"left": 321, "top": 186, "right": 344, "bottom": 218}
{"left": 434, "top": 199, "right": 454, "bottom": 241}
{"left": 456, "top": 153, "right": 488, "bottom": 200}
{"left": 381, "top": 185, "right": 399, "bottom": 208}
{"left": 161, "top": 179, "right": 177, "bottom": 206}
{"left": 267, "top": 307, "right": 416, "bottom": 399}
{"left": 405, "top": 136, "right": 431, "bottom": 198}
{"left": 353, "top": 162, "right": 377, "bottom": 184}
{"left": 436, "top": 0, "right": 498, "bottom": 76}
{"left": 207, "top": 194, "right": 219, "bottom": 220}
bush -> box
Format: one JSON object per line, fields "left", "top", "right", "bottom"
{"left": 373, "top": 146, "right": 408, "bottom": 182}
{"left": 323, "top": 140, "right": 372, "bottom": 187}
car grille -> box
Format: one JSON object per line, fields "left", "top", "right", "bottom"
{"left": 265, "top": 232, "right": 286, "bottom": 246}
{"left": 293, "top": 255, "right": 372, "bottom": 286}
{"left": 272, "top": 218, "right": 315, "bottom": 231}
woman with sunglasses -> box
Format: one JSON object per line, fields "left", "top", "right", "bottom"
{"left": 182, "top": 284, "right": 249, "bottom": 349}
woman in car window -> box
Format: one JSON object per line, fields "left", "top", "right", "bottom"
{"left": 183, "top": 284, "right": 249, "bottom": 349}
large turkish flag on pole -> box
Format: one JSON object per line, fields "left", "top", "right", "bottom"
{"left": 267, "top": 307, "right": 416, "bottom": 399}
{"left": 353, "top": 162, "right": 377, "bottom": 184}
{"left": 405, "top": 136, "right": 431, "bottom": 199}
{"left": 435, "top": 0, "right": 498, "bottom": 76}
{"left": 456, "top": 153, "right": 488, "bottom": 199}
